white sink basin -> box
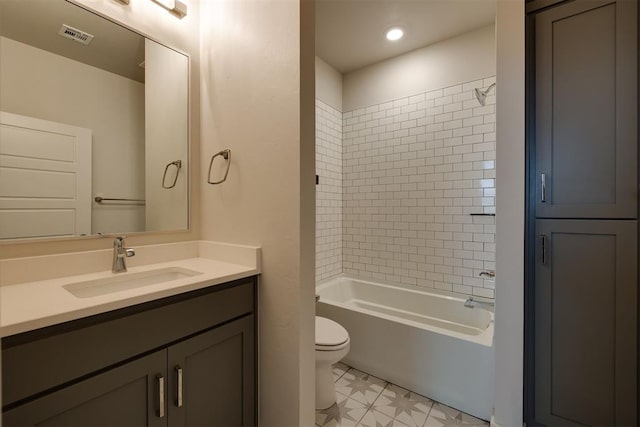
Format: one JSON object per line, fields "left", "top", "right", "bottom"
{"left": 63, "top": 267, "right": 203, "bottom": 298}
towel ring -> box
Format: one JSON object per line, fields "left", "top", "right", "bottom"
{"left": 162, "top": 160, "right": 182, "bottom": 189}
{"left": 208, "top": 149, "right": 231, "bottom": 185}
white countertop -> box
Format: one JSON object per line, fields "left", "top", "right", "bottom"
{"left": 0, "top": 241, "right": 260, "bottom": 338}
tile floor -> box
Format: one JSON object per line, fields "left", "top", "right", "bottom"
{"left": 316, "top": 363, "right": 489, "bottom": 427}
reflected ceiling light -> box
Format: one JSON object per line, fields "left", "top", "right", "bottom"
{"left": 386, "top": 27, "right": 404, "bottom": 41}
{"left": 151, "top": 0, "right": 188, "bottom": 18}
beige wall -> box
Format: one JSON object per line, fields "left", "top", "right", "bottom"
{"left": 0, "top": 36, "right": 146, "bottom": 235}
{"left": 0, "top": 0, "right": 200, "bottom": 259}
{"left": 343, "top": 24, "right": 496, "bottom": 111}
{"left": 493, "top": 1, "right": 525, "bottom": 426}
{"left": 315, "top": 56, "right": 342, "bottom": 111}
{"left": 199, "top": 0, "right": 315, "bottom": 425}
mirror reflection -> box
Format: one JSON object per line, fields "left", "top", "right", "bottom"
{"left": 0, "top": 0, "right": 189, "bottom": 240}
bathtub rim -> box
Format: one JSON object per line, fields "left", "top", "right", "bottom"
{"left": 316, "top": 274, "right": 494, "bottom": 347}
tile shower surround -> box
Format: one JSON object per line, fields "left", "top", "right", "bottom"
{"left": 316, "top": 76, "right": 496, "bottom": 298}
{"left": 316, "top": 100, "right": 344, "bottom": 283}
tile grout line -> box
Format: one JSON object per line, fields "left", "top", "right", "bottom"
{"left": 355, "top": 379, "right": 389, "bottom": 426}
{"left": 421, "top": 401, "right": 435, "bottom": 427}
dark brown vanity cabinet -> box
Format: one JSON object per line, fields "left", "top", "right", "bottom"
{"left": 1, "top": 278, "right": 257, "bottom": 427}
{"left": 527, "top": 0, "right": 638, "bottom": 426}
{"left": 167, "top": 316, "right": 254, "bottom": 427}
{"left": 4, "top": 350, "right": 168, "bottom": 427}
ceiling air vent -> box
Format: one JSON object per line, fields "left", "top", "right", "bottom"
{"left": 58, "top": 24, "right": 94, "bottom": 45}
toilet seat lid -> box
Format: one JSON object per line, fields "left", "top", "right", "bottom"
{"left": 316, "top": 316, "right": 349, "bottom": 347}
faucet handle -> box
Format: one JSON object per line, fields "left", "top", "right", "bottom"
{"left": 125, "top": 248, "right": 135, "bottom": 258}
{"left": 114, "top": 236, "right": 126, "bottom": 247}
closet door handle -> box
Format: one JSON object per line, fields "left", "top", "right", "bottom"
{"left": 157, "top": 374, "right": 165, "bottom": 418}
{"left": 176, "top": 365, "right": 183, "bottom": 407}
{"left": 541, "top": 173, "right": 547, "bottom": 203}
{"left": 540, "top": 235, "right": 547, "bottom": 265}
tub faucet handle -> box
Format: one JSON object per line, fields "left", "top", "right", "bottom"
{"left": 315, "top": 294, "right": 320, "bottom": 303}
{"left": 464, "top": 297, "right": 495, "bottom": 309}
{"left": 479, "top": 270, "right": 495, "bottom": 278}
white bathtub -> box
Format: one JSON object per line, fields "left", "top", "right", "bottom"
{"left": 316, "top": 276, "right": 494, "bottom": 420}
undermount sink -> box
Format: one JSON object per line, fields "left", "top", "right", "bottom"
{"left": 63, "top": 267, "right": 203, "bottom": 298}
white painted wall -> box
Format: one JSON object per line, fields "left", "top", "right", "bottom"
{"left": 0, "top": 0, "right": 200, "bottom": 259}
{"left": 343, "top": 24, "right": 496, "bottom": 112}
{"left": 199, "top": 0, "right": 316, "bottom": 425}
{"left": 315, "top": 56, "right": 343, "bottom": 112}
{"left": 145, "top": 39, "right": 189, "bottom": 232}
{"left": 0, "top": 36, "right": 146, "bottom": 235}
{"left": 493, "top": 1, "right": 525, "bottom": 426}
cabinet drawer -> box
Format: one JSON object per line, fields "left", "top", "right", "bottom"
{"left": 2, "top": 278, "right": 255, "bottom": 407}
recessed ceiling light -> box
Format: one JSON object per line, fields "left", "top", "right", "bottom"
{"left": 386, "top": 27, "right": 404, "bottom": 41}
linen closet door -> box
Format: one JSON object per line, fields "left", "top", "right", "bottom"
{"left": 534, "top": 0, "right": 637, "bottom": 218}
{"left": 529, "top": 0, "right": 639, "bottom": 426}
{"left": 534, "top": 220, "right": 637, "bottom": 426}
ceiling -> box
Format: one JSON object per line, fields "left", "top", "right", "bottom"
{"left": 316, "top": 0, "right": 497, "bottom": 74}
{"left": 0, "top": 0, "right": 145, "bottom": 82}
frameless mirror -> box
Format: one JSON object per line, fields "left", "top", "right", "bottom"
{"left": 0, "top": 0, "right": 189, "bottom": 240}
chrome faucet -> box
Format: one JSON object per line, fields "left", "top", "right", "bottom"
{"left": 464, "top": 297, "right": 495, "bottom": 310}
{"left": 112, "top": 236, "right": 135, "bottom": 273}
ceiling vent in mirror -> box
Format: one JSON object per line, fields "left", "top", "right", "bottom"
{"left": 58, "top": 24, "right": 94, "bottom": 45}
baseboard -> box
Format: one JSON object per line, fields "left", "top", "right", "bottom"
{"left": 490, "top": 414, "right": 525, "bottom": 427}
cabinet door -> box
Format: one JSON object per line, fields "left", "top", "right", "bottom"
{"left": 168, "top": 315, "right": 255, "bottom": 427}
{"left": 534, "top": 0, "right": 637, "bottom": 218}
{"left": 3, "top": 350, "right": 168, "bottom": 427}
{"left": 534, "top": 220, "right": 637, "bottom": 426}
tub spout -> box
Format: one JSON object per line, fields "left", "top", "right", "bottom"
{"left": 464, "top": 297, "right": 494, "bottom": 309}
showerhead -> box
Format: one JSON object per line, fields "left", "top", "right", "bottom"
{"left": 474, "top": 83, "right": 496, "bottom": 106}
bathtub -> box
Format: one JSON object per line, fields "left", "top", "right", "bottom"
{"left": 316, "top": 276, "right": 494, "bottom": 420}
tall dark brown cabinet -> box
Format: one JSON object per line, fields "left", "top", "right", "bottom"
{"left": 526, "top": 0, "right": 638, "bottom": 426}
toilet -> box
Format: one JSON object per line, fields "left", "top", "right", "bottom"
{"left": 315, "top": 316, "right": 350, "bottom": 409}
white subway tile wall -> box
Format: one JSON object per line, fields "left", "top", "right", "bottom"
{"left": 316, "top": 100, "right": 343, "bottom": 283}
{"left": 315, "top": 76, "right": 496, "bottom": 298}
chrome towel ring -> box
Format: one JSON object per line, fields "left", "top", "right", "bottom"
{"left": 208, "top": 149, "right": 231, "bottom": 185}
{"left": 162, "top": 160, "right": 182, "bottom": 189}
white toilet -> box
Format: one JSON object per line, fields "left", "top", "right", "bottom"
{"left": 315, "top": 316, "right": 350, "bottom": 409}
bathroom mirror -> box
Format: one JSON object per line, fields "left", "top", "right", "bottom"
{"left": 0, "top": 0, "right": 189, "bottom": 240}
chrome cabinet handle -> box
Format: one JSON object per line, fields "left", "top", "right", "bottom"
{"left": 541, "top": 173, "right": 547, "bottom": 203}
{"left": 157, "top": 374, "right": 165, "bottom": 418}
{"left": 176, "top": 365, "right": 183, "bottom": 407}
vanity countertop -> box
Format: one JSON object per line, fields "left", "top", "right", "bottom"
{"left": 0, "top": 241, "right": 260, "bottom": 338}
